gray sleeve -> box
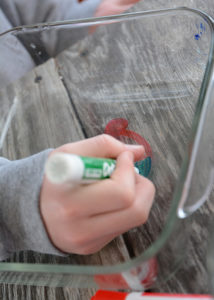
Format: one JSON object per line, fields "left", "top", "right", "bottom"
{"left": 0, "top": 8, "right": 35, "bottom": 89}
{"left": 0, "top": 150, "right": 64, "bottom": 261}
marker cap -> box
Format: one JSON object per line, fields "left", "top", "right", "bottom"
{"left": 45, "top": 153, "right": 84, "bottom": 184}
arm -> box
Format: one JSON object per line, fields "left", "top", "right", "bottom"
{"left": 0, "top": 150, "right": 63, "bottom": 261}
{"left": 1, "top": 0, "right": 141, "bottom": 57}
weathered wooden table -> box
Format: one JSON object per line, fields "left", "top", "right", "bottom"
{"left": 0, "top": 0, "right": 214, "bottom": 299}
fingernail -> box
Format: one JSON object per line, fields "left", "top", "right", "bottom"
{"left": 122, "top": 150, "right": 134, "bottom": 160}
{"left": 125, "top": 144, "right": 145, "bottom": 151}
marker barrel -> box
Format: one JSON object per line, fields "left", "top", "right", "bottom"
{"left": 45, "top": 153, "right": 117, "bottom": 184}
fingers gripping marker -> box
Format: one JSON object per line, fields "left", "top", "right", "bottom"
{"left": 104, "top": 118, "right": 152, "bottom": 177}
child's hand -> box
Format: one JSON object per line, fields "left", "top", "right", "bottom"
{"left": 79, "top": 0, "right": 140, "bottom": 15}
{"left": 94, "top": 0, "right": 140, "bottom": 18}
{"left": 83, "top": 0, "right": 140, "bottom": 33}
{"left": 40, "top": 134, "right": 155, "bottom": 255}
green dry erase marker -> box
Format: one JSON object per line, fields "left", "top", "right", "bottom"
{"left": 45, "top": 152, "right": 139, "bottom": 185}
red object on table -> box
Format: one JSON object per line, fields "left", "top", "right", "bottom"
{"left": 91, "top": 290, "right": 212, "bottom": 300}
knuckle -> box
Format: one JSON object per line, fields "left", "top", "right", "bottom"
{"left": 119, "top": 187, "right": 135, "bottom": 208}
{"left": 76, "top": 246, "right": 96, "bottom": 255}
{"left": 57, "top": 204, "right": 81, "bottom": 222}
{"left": 134, "top": 203, "right": 151, "bottom": 226}
{"left": 97, "top": 134, "right": 120, "bottom": 151}
{"left": 99, "top": 134, "right": 115, "bottom": 146}
{"left": 57, "top": 205, "right": 70, "bottom": 220}
{"left": 66, "top": 233, "right": 88, "bottom": 250}
{"left": 73, "top": 236, "right": 86, "bottom": 249}
{"left": 67, "top": 206, "right": 81, "bottom": 218}
{"left": 144, "top": 178, "right": 156, "bottom": 197}
{"left": 135, "top": 208, "right": 149, "bottom": 226}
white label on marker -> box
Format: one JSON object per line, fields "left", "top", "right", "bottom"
{"left": 85, "top": 168, "right": 102, "bottom": 178}
{"left": 103, "top": 162, "right": 115, "bottom": 177}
